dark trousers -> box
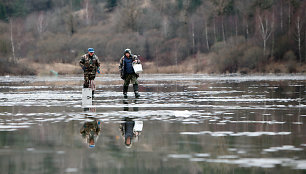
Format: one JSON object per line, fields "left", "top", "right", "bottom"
{"left": 84, "top": 73, "right": 96, "bottom": 88}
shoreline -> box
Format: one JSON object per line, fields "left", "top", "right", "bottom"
{"left": 1, "top": 59, "right": 306, "bottom": 76}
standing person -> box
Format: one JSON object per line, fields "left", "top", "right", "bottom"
{"left": 119, "top": 48, "right": 141, "bottom": 98}
{"left": 80, "top": 48, "right": 100, "bottom": 97}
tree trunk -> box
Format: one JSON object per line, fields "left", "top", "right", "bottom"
{"left": 246, "top": 21, "right": 249, "bottom": 40}
{"left": 258, "top": 15, "right": 272, "bottom": 58}
{"left": 263, "top": 40, "right": 266, "bottom": 57}
{"left": 10, "top": 18, "right": 16, "bottom": 63}
{"left": 235, "top": 15, "right": 238, "bottom": 38}
{"left": 271, "top": 12, "right": 275, "bottom": 59}
{"left": 288, "top": 2, "right": 291, "bottom": 34}
{"left": 296, "top": 16, "right": 302, "bottom": 64}
{"left": 213, "top": 17, "right": 217, "bottom": 42}
{"left": 271, "top": 31, "right": 275, "bottom": 59}
{"left": 192, "top": 22, "right": 195, "bottom": 54}
{"left": 37, "top": 12, "right": 48, "bottom": 38}
{"left": 222, "top": 16, "right": 226, "bottom": 43}
{"left": 174, "top": 42, "right": 178, "bottom": 67}
{"left": 84, "top": 0, "right": 89, "bottom": 25}
{"left": 155, "top": 47, "right": 158, "bottom": 72}
{"left": 280, "top": 0, "right": 283, "bottom": 31}
{"left": 205, "top": 21, "right": 209, "bottom": 51}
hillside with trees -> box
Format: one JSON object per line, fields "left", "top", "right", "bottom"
{"left": 0, "top": 0, "right": 305, "bottom": 75}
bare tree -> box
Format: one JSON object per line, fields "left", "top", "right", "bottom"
{"left": 119, "top": 0, "right": 141, "bottom": 32}
{"left": 211, "top": 0, "right": 232, "bottom": 43}
{"left": 83, "top": 0, "right": 92, "bottom": 25}
{"left": 258, "top": 14, "right": 272, "bottom": 57}
{"left": 162, "top": 16, "right": 168, "bottom": 38}
{"left": 235, "top": 14, "right": 238, "bottom": 38}
{"left": 271, "top": 10, "right": 275, "bottom": 58}
{"left": 205, "top": 20, "right": 210, "bottom": 51}
{"left": 37, "top": 12, "right": 48, "bottom": 38}
{"left": 10, "top": 18, "right": 16, "bottom": 63}
{"left": 295, "top": 16, "right": 303, "bottom": 64}
{"left": 280, "top": 0, "right": 283, "bottom": 31}
{"left": 288, "top": 1, "right": 292, "bottom": 34}
{"left": 246, "top": 21, "right": 249, "bottom": 40}
{"left": 213, "top": 17, "right": 217, "bottom": 42}
{"left": 192, "top": 21, "right": 195, "bottom": 53}
{"left": 235, "top": 0, "right": 252, "bottom": 40}
{"left": 221, "top": 16, "right": 226, "bottom": 43}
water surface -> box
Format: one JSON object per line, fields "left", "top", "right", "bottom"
{"left": 0, "top": 74, "right": 306, "bottom": 174}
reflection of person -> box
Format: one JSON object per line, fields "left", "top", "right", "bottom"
{"left": 120, "top": 117, "right": 143, "bottom": 148}
{"left": 80, "top": 119, "right": 101, "bottom": 148}
{"left": 119, "top": 48, "right": 141, "bottom": 98}
{"left": 79, "top": 48, "right": 100, "bottom": 96}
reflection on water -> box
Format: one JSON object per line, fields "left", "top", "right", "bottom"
{"left": 0, "top": 74, "right": 305, "bottom": 173}
{"left": 80, "top": 109, "right": 101, "bottom": 148}
{"left": 120, "top": 100, "right": 143, "bottom": 148}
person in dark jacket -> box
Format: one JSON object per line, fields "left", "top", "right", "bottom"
{"left": 119, "top": 48, "right": 141, "bottom": 98}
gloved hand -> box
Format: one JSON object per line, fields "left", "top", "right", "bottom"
{"left": 97, "top": 67, "right": 100, "bottom": 74}
{"left": 82, "top": 66, "right": 86, "bottom": 71}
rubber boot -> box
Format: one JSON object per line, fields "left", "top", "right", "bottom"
{"left": 133, "top": 84, "right": 140, "bottom": 98}
{"left": 123, "top": 85, "right": 128, "bottom": 99}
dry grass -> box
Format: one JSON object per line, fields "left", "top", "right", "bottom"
{"left": 19, "top": 58, "right": 306, "bottom": 76}
{"left": 97, "top": 61, "right": 201, "bottom": 74}
{"left": 19, "top": 59, "right": 81, "bottom": 75}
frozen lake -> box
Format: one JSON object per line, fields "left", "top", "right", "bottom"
{"left": 0, "top": 74, "right": 306, "bottom": 173}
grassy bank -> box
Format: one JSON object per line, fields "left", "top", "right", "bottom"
{"left": 0, "top": 59, "right": 35, "bottom": 76}
{"left": 9, "top": 58, "right": 305, "bottom": 76}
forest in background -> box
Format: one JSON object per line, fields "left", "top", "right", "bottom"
{"left": 0, "top": 0, "right": 305, "bottom": 75}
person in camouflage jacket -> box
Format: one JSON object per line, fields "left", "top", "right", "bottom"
{"left": 80, "top": 48, "right": 100, "bottom": 95}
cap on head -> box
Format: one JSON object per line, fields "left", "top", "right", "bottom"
{"left": 88, "top": 48, "right": 95, "bottom": 53}
{"left": 124, "top": 48, "right": 131, "bottom": 55}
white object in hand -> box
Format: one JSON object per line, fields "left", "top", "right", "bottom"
{"left": 134, "top": 121, "right": 143, "bottom": 132}
{"left": 133, "top": 63, "right": 143, "bottom": 73}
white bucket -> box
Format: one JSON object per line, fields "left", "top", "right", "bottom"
{"left": 133, "top": 63, "right": 143, "bottom": 73}
{"left": 133, "top": 121, "right": 143, "bottom": 132}
{"left": 82, "top": 88, "right": 92, "bottom": 107}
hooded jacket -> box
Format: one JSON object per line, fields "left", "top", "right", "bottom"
{"left": 119, "top": 54, "right": 140, "bottom": 79}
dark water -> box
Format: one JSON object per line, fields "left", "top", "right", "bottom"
{"left": 0, "top": 74, "right": 306, "bottom": 174}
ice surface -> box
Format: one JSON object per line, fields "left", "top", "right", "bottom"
{"left": 263, "top": 145, "right": 303, "bottom": 152}
{"left": 0, "top": 74, "right": 305, "bottom": 171}
{"left": 180, "top": 131, "right": 291, "bottom": 136}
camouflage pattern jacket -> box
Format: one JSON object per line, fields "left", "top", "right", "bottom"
{"left": 119, "top": 55, "right": 140, "bottom": 79}
{"left": 80, "top": 54, "right": 100, "bottom": 74}
{"left": 80, "top": 121, "right": 101, "bottom": 138}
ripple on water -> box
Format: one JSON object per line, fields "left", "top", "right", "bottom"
{"left": 263, "top": 145, "right": 303, "bottom": 152}
{"left": 180, "top": 131, "right": 291, "bottom": 137}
